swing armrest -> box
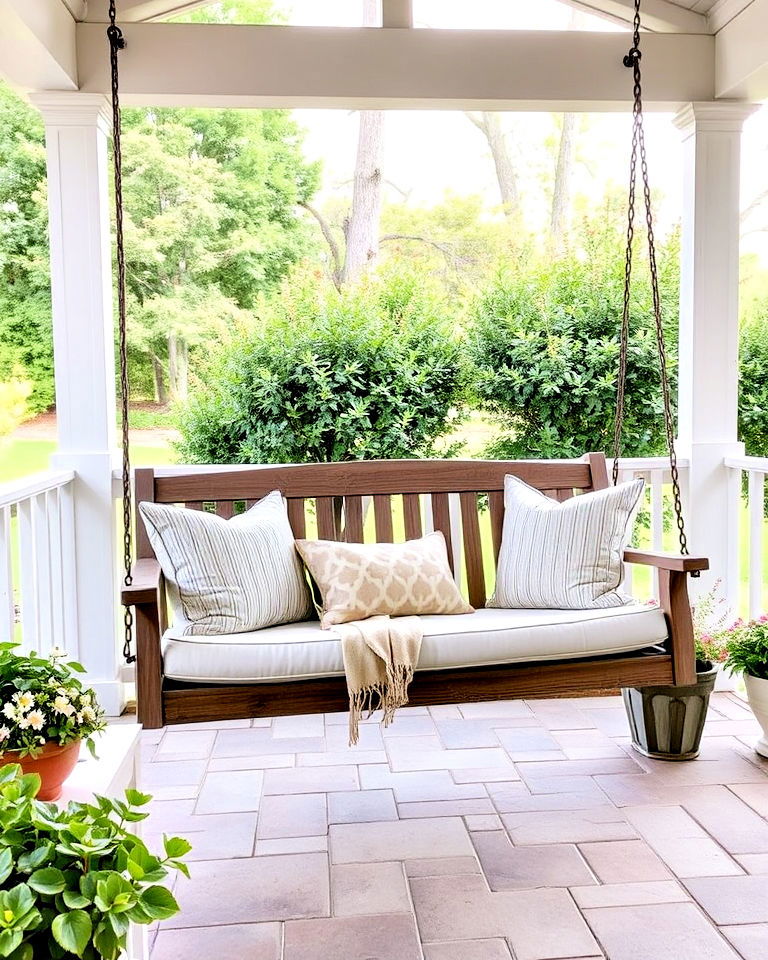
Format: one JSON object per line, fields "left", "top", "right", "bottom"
{"left": 624, "top": 550, "right": 705, "bottom": 686}
{"left": 121, "top": 559, "right": 164, "bottom": 606}
{"left": 623, "top": 550, "right": 709, "bottom": 573}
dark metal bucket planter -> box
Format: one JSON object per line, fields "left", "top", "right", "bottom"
{"left": 622, "top": 664, "right": 717, "bottom": 761}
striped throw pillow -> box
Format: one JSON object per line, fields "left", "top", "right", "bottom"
{"left": 139, "top": 491, "right": 313, "bottom": 636}
{"left": 488, "top": 476, "right": 644, "bottom": 610}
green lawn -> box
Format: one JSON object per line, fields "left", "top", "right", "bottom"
{"left": 0, "top": 438, "right": 176, "bottom": 484}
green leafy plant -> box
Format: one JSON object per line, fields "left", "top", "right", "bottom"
{"left": 724, "top": 617, "right": 768, "bottom": 681}
{"left": 0, "top": 646, "right": 106, "bottom": 759}
{"left": 0, "top": 762, "right": 189, "bottom": 958}
{"left": 176, "top": 268, "right": 468, "bottom": 464}
{"left": 739, "top": 316, "right": 768, "bottom": 458}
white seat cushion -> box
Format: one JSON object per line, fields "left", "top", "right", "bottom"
{"left": 161, "top": 604, "right": 668, "bottom": 684}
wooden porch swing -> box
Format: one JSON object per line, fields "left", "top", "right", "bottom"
{"left": 113, "top": 0, "right": 708, "bottom": 730}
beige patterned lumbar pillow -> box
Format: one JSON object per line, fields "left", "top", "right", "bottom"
{"left": 295, "top": 533, "right": 474, "bottom": 628}
{"left": 488, "top": 475, "right": 644, "bottom": 610}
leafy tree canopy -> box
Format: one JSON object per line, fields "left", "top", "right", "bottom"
{"left": 0, "top": 82, "right": 52, "bottom": 411}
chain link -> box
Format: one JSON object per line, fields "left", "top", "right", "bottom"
{"left": 107, "top": 1, "right": 137, "bottom": 662}
{"left": 612, "top": 0, "right": 692, "bottom": 565}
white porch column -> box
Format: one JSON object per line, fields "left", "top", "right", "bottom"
{"left": 674, "top": 102, "right": 757, "bottom": 609}
{"left": 30, "top": 92, "right": 124, "bottom": 716}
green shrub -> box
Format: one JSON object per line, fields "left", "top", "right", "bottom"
{"left": 176, "top": 270, "right": 468, "bottom": 464}
{"left": 468, "top": 241, "right": 679, "bottom": 460}
{"left": 0, "top": 763, "right": 188, "bottom": 959}
{"left": 739, "top": 316, "right": 768, "bottom": 456}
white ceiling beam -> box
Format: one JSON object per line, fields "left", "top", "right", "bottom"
{"left": 565, "top": 0, "right": 712, "bottom": 33}
{"left": 0, "top": 0, "right": 78, "bottom": 91}
{"left": 74, "top": 23, "right": 714, "bottom": 110}
{"left": 715, "top": 0, "right": 768, "bottom": 98}
{"left": 84, "top": 0, "right": 210, "bottom": 22}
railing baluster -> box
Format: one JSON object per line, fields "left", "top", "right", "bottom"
{"left": 650, "top": 469, "right": 664, "bottom": 596}
{"left": 48, "top": 487, "right": 65, "bottom": 654}
{"left": 725, "top": 465, "right": 742, "bottom": 618}
{"left": 748, "top": 470, "right": 765, "bottom": 620}
{"left": 17, "top": 497, "right": 37, "bottom": 652}
{"left": 619, "top": 469, "right": 636, "bottom": 594}
{"left": 33, "top": 492, "right": 52, "bottom": 656}
{"left": 0, "top": 505, "right": 14, "bottom": 643}
{"left": 59, "top": 479, "right": 78, "bottom": 659}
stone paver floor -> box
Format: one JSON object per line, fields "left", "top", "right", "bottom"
{"left": 138, "top": 692, "right": 768, "bottom": 960}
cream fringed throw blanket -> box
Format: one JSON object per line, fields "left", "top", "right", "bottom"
{"left": 336, "top": 615, "right": 424, "bottom": 745}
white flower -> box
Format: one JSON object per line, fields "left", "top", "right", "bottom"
{"left": 0, "top": 727, "right": 9, "bottom": 741}
{"left": 76, "top": 713, "right": 83, "bottom": 725}
{"left": 2, "top": 703, "right": 16, "bottom": 721}
{"left": 25, "top": 711, "right": 45, "bottom": 731}
{"left": 14, "top": 692, "right": 34, "bottom": 711}
{"left": 49, "top": 646, "right": 67, "bottom": 660}
{"left": 81, "top": 706, "right": 96, "bottom": 723}
{"left": 53, "top": 696, "right": 75, "bottom": 717}
{"left": 79, "top": 693, "right": 90, "bottom": 706}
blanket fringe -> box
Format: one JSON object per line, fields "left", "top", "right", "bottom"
{"left": 348, "top": 683, "right": 386, "bottom": 746}
{"left": 348, "top": 663, "right": 414, "bottom": 745}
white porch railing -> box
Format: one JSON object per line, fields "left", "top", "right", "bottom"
{"left": 610, "top": 457, "right": 691, "bottom": 598}
{"left": 725, "top": 455, "right": 767, "bottom": 619}
{"left": 0, "top": 470, "right": 78, "bottom": 657}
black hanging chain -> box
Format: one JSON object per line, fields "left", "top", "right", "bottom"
{"left": 612, "top": 0, "right": 692, "bottom": 564}
{"left": 108, "top": 0, "right": 136, "bottom": 662}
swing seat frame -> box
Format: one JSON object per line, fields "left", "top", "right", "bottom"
{"left": 123, "top": 452, "right": 707, "bottom": 730}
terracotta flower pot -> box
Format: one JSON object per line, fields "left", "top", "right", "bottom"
{"left": 0, "top": 739, "right": 81, "bottom": 801}
{"left": 744, "top": 673, "right": 768, "bottom": 759}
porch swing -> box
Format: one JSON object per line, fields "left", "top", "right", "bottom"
{"left": 115, "top": 0, "right": 708, "bottom": 730}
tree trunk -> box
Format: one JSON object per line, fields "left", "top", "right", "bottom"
{"left": 550, "top": 113, "right": 577, "bottom": 257}
{"left": 342, "top": 113, "right": 384, "bottom": 284}
{"left": 168, "top": 334, "right": 178, "bottom": 399}
{"left": 340, "top": 0, "right": 384, "bottom": 285}
{"left": 167, "top": 333, "right": 189, "bottom": 401}
{"left": 467, "top": 112, "right": 519, "bottom": 218}
{"left": 484, "top": 113, "right": 519, "bottom": 216}
{"left": 178, "top": 340, "right": 189, "bottom": 401}
{"left": 151, "top": 354, "right": 168, "bottom": 405}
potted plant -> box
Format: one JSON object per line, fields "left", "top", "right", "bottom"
{"left": 623, "top": 587, "right": 728, "bottom": 761}
{"left": 0, "top": 644, "right": 106, "bottom": 800}
{"left": 0, "top": 762, "right": 189, "bottom": 959}
{"left": 724, "top": 615, "right": 768, "bottom": 758}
